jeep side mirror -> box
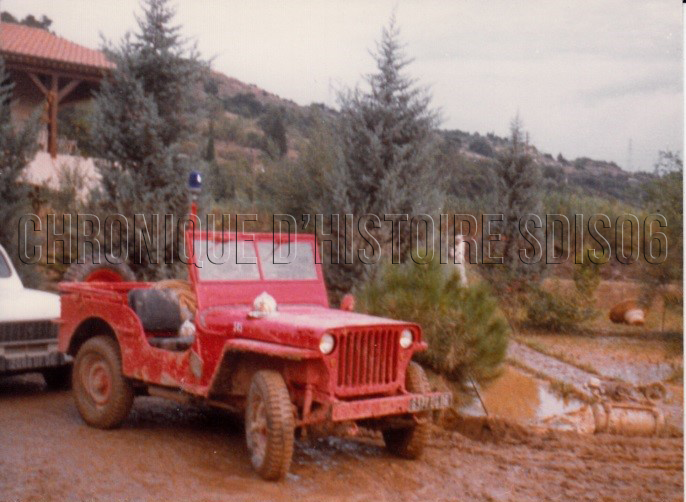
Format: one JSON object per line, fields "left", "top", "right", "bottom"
{"left": 340, "top": 294, "right": 355, "bottom": 312}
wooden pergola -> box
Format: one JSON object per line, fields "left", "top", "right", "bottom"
{"left": 0, "top": 22, "right": 114, "bottom": 157}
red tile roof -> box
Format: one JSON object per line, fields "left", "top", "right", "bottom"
{"left": 0, "top": 22, "right": 114, "bottom": 72}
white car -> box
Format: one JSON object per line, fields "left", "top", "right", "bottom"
{"left": 0, "top": 244, "right": 70, "bottom": 388}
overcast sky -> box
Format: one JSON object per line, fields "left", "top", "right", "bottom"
{"left": 2, "top": 0, "right": 682, "bottom": 171}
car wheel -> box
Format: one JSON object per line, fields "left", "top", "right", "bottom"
{"left": 382, "top": 361, "right": 431, "bottom": 459}
{"left": 42, "top": 365, "right": 72, "bottom": 390}
{"left": 245, "top": 370, "right": 294, "bottom": 481}
{"left": 73, "top": 336, "right": 134, "bottom": 429}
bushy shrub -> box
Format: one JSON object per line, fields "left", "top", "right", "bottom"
{"left": 468, "top": 137, "right": 495, "bottom": 157}
{"left": 572, "top": 252, "right": 603, "bottom": 299}
{"left": 524, "top": 281, "right": 596, "bottom": 332}
{"left": 214, "top": 115, "right": 245, "bottom": 143}
{"left": 223, "top": 92, "right": 265, "bottom": 118}
{"left": 356, "top": 257, "right": 510, "bottom": 382}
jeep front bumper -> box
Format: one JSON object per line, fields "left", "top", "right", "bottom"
{"left": 330, "top": 391, "right": 452, "bottom": 422}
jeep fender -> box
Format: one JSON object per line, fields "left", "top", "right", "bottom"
{"left": 207, "top": 339, "right": 320, "bottom": 402}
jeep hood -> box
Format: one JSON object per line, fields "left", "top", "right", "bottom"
{"left": 199, "top": 304, "right": 414, "bottom": 339}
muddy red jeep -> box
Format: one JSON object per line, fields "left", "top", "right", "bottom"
{"left": 58, "top": 177, "right": 451, "bottom": 481}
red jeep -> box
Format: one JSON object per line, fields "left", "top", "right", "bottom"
{"left": 58, "top": 183, "right": 450, "bottom": 481}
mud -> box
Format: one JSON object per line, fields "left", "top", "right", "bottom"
{"left": 441, "top": 413, "right": 534, "bottom": 443}
{"left": 521, "top": 333, "right": 682, "bottom": 384}
{"left": 1, "top": 374, "right": 682, "bottom": 502}
{"left": 507, "top": 340, "right": 598, "bottom": 396}
{"left": 460, "top": 365, "right": 583, "bottom": 423}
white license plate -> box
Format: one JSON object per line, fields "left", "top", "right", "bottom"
{"left": 408, "top": 393, "right": 452, "bottom": 412}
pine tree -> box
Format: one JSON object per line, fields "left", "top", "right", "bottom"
{"left": 90, "top": 0, "right": 202, "bottom": 279}
{"left": 357, "top": 256, "right": 509, "bottom": 382}
{"left": 640, "top": 150, "right": 683, "bottom": 304}
{"left": 486, "top": 115, "right": 544, "bottom": 291}
{"left": 326, "top": 18, "right": 441, "bottom": 297}
{"left": 0, "top": 57, "right": 40, "bottom": 285}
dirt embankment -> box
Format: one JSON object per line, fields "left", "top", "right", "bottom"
{"left": 1, "top": 374, "right": 682, "bottom": 502}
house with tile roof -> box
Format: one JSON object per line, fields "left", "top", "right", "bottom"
{"left": 0, "top": 22, "right": 113, "bottom": 195}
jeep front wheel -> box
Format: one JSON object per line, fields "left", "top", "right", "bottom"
{"left": 382, "top": 361, "right": 431, "bottom": 459}
{"left": 245, "top": 371, "right": 295, "bottom": 481}
{"left": 73, "top": 336, "right": 134, "bottom": 429}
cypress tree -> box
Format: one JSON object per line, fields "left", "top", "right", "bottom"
{"left": 204, "top": 119, "right": 216, "bottom": 163}
{"left": 259, "top": 107, "right": 288, "bottom": 158}
{"left": 488, "top": 115, "right": 545, "bottom": 290}
{"left": 326, "top": 18, "right": 441, "bottom": 297}
{"left": 0, "top": 57, "right": 40, "bottom": 285}
{"left": 90, "top": 0, "right": 202, "bottom": 279}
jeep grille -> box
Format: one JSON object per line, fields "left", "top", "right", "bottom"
{"left": 334, "top": 328, "right": 399, "bottom": 396}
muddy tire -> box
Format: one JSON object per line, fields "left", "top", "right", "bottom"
{"left": 42, "top": 366, "right": 72, "bottom": 390}
{"left": 245, "top": 371, "right": 295, "bottom": 481}
{"left": 73, "top": 336, "right": 134, "bottom": 429}
{"left": 383, "top": 362, "right": 431, "bottom": 459}
{"left": 63, "top": 253, "right": 135, "bottom": 283}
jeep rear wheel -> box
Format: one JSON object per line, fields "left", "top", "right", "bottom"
{"left": 383, "top": 362, "right": 431, "bottom": 459}
{"left": 73, "top": 336, "right": 133, "bottom": 429}
{"left": 245, "top": 371, "right": 294, "bottom": 481}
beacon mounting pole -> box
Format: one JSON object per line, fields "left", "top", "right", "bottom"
{"left": 187, "top": 171, "right": 202, "bottom": 219}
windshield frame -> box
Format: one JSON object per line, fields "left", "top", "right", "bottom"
{"left": 187, "top": 231, "right": 322, "bottom": 284}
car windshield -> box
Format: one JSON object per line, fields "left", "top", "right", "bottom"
{"left": 194, "top": 239, "right": 260, "bottom": 281}
{"left": 193, "top": 239, "right": 317, "bottom": 281}
{"left": 257, "top": 241, "right": 317, "bottom": 280}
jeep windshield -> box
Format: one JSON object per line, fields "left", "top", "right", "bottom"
{"left": 193, "top": 239, "right": 318, "bottom": 281}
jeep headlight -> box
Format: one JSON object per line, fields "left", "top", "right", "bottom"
{"left": 319, "top": 333, "right": 335, "bottom": 354}
{"left": 399, "top": 329, "right": 413, "bottom": 349}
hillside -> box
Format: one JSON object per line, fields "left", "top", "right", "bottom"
{"left": 56, "top": 66, "right": 652, "bottom": 207}
{"left": 439, "top": 129, "right": 655, "bottom": 205}
{"left": 196, "top": 70, "right": 653, "bottom": 206}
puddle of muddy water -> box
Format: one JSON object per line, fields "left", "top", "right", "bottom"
{"left": 460, "top": 365, "right": 583, "bottom": 424}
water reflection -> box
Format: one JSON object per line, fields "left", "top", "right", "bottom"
{"left": 461, "top": 365, "right": 583, "bottom": 424}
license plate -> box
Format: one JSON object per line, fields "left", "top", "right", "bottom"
{"left": 408, "top": 393, "right": 452, "bottom": 412}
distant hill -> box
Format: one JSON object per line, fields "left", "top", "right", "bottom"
{"left": 196, "top": 71, "right": 337, "bottom": 169}
{"left": 192, "top": 70, "right": 655, "bottom": 206}
{"left": 438, "top": 128, "right": 654, "bottom": 204}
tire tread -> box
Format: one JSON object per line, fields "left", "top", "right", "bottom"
{"left": 383, "top": 361, "right": 431, "bottom": 459}
{"left": 246, "top": 370, "right": 295, "bottom": 480}
{"left": 72, "top": 336, "right": 134, "bottom": 429}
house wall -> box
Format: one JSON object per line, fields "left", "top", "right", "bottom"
{"left": 7, "top": 70, "right": 45, "bottom": 124}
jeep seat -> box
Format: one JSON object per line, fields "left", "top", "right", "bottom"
{"left": 128, "top": 288, "right": 182, "bottom": 332}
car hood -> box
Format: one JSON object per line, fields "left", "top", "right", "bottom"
{"left": 199, "top": 304, "right": 415, "bottom": 346}
{"left": 0, "top": 287, "right": 60, "bottom": 322}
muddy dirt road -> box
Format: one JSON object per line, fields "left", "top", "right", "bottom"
{"left": 1, "top": 374, "right": 682, "bottom": 502}
{"left": 0, "top": 376, "right": 683, "bottom": 502}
